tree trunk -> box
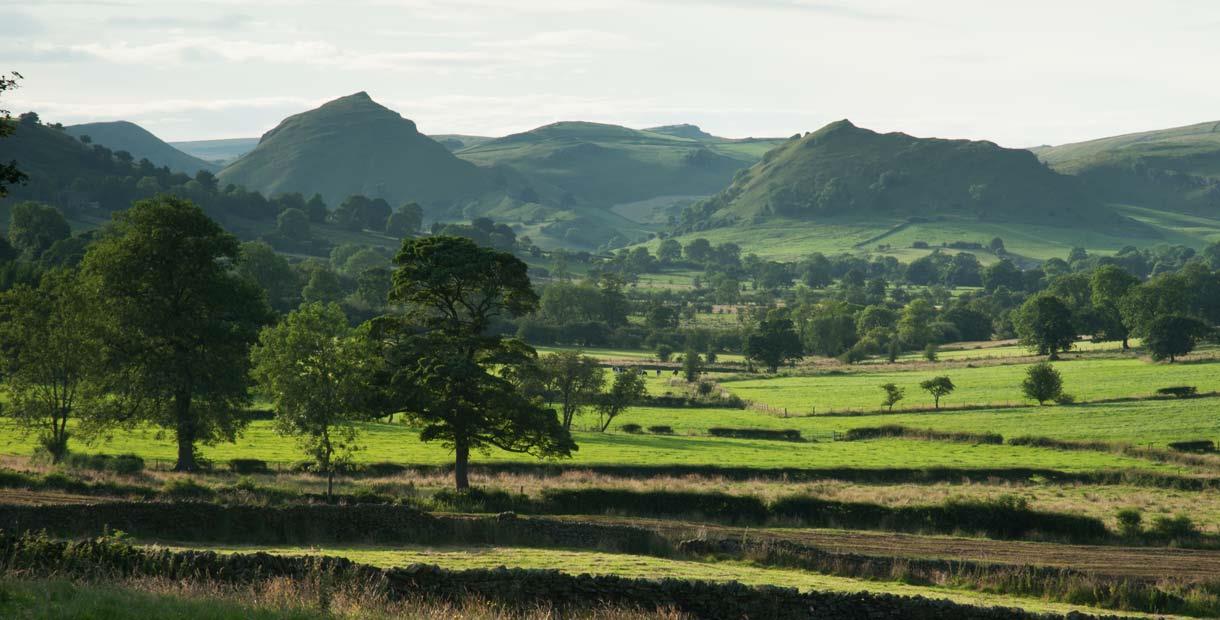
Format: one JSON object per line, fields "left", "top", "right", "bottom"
{"left": 327, "top": 469, "right": 335, "bottom": 501}
{"left": 173, "top": 391, "right": 197, "bottom": 472}
{"left": 1121, "top": 337, "right": 1129, "bottom": 351}
{"left": 454, "top": 441, "right": 470, "bottom": 490}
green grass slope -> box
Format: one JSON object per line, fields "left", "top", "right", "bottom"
{"left": 681, "top": 120, "right": 1138, "bottom": 235}
{"left": 217, "top": 92, "right": 496, "bottom": 211}
{"left": 65, "top": 121, "right": 218, "bottom": 174}
{"left": 454, "top": 121, "right": 771, "bottom": 209}
{"left": 1034, "top": 121, "right": 1220, "bottom": 215}
{"left": 170, "top": 137, "right": 259, "bottom": 166}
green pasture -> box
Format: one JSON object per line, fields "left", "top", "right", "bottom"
{"left": 0, "top": 419, "right": 1173, "bottom": 473}
{"left": 722, "top": 358, "right": 1220, "bottom": 413}
{"left": 180, "top": 544, "right": 1165, "bottom": 618}
{"left": 641, "top": 211, "right": 1220, "bottom": 263}
{"left": 614, "top": 396, "right": 1220, "bottom": 446}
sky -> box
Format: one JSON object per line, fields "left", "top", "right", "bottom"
{"left": 4, "top": 0, "right": 1220, "bottom": 146}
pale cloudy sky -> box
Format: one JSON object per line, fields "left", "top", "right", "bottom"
{"left": 4, "top": 0, "right": 1219, "bottom": 145}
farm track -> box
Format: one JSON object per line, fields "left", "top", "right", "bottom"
{"left": 563, "top": 515, "right": 1220, "bottom": 581}
{"left": 0, "top": 489, "right": 100, "bottom": 505}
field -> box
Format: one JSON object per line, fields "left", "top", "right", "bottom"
{"left": 168, "top": 543, "right": 1175, "bottom": 618}
{"left": 642, "top": 211, "right": 1220, "bottom": 262}
{"left": 0, "top": 421, "right": 1173, "bottom": 473}
{"left": 721, "top": 356, "right": 1220, "bottom": 413}
{"left": 7, "top": 347, "right": 1220, "bottom": 619}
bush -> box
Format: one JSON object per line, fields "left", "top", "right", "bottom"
{"left": 432, "top": 488, "right": 532, "bottom": 513}
{"left": 63, "top": 453, "right": 145, "bottom": 475}
{"left": 708, "top": 427, "right": 802, "bottom": 442}
{"left": 228, "top": 459, "right": 269, "bottom": 475}
{"left": 1116, "top": 508, "right": 1142, "bottom": 538}
{"left": 1156, "top": 386, "right": 1198, "bottom": 398}
{"left": 161, "top": 477, "right": 216, "bottom": 500}
{"left": 620, "top": 423, "right": 643, "bottom": 434}
{"left": 1166, "top": 440, "right": 1216, "bottom": 454}
{"left": 1149, "top": 514, "right": 1197, "bottom": 540}
{"left": 1021, "top": 362, "right": 1063, "bottom": 405}
{"left": 647, "top": 425, "right": 674, "bottom": 435}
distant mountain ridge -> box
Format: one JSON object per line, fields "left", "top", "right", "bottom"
{"left": 171, "top": 137, "right": 259, "bottom": 166}
{"left": 680, "top": 119, "right": 1134, "bottom": 233}
{"left": 65, "top": 121, "right": 218, "bottom": 174}
{"left": 454, "top": 121, "right": 783, "bottom": 210}
{"left": 217, "top": 92, "right": 495, "bottom": 210}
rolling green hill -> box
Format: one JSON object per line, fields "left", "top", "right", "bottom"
{"left": 646, "top": 120, "right": 1220, "bottom": 261}
{"left": 684, "top": 120, "right": 1124, "bottom": 228}
{"left": 170, "top": 137, "right": 259, "bottom": 166}
{"left": 1033, "top": 121, "right": 1220, "bottom": 215}
{"left": 217, "top": 92, "right": 496, "bottom": 211}
{"left": 454, "top": 122, "right": 783, "bottom": 217}
{"left": 65, "top": 121, "right": 218, "bottom": 174}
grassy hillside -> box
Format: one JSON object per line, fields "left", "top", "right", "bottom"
{"left": 64, "top": 121, "right": 218, "bottom": 174}
{"left": 682, "top": 120, "right": 1133, "bottom": 231}
{"left": 170, "top": 137, "right": 259, "bottom": 166}
{"left": 217, "top": 92, "right": 496, "bottom": 212}
{"left": 1033, "top": 121, "right": 1220, "bottom": 216}
{"left": 455, "top": 122, "right": 781, "bottom": 213}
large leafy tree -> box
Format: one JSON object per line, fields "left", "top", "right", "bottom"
{"left": 1088, "top": 265, "right": 1139, "bottom": 349}
{"left": 380, "top": 236, "right": 573, "bottom": 489}
{"left": 251, "top": 302, "right": 380, "bottom": 498}
{"left": 745, "top": 317, "right": 803, "bottom": 372}
{"left": 0, "top": 72, "right": 25, "bottom": 198}
{"left": 0, "top": 269, "right": 107, "bottom": 462}
{"left": 8, "top": 202, "right": 70, "bottom": 260}
{"left": 535, "top": 351, "right": 605, "bottom": 430}
{"left": 83, "top": 196, "right": 271, "bottom": 471}
{"left": 1145, "top": 315, "right": 1211, "bottom": 363}
{"left": 1014, "top": 294, "right": 1076, "bottom": 359}
{"left": 595, "top": 370, "right": 647, "bottom": 432}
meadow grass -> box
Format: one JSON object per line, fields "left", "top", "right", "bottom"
{"left": 615, "top": 396, "right": 1220, "bottom": 446}
{"left": 0, "top": 576, "right": 671, "bottom": 620}
{"left": 176, "top": 543, "right": 1176, "bottom": 618}
{"left": 721, "top": 357, "right": 1220, "bottom": 413}
{"left": 0, "top": 419, "right": 1176, "bottom": 473}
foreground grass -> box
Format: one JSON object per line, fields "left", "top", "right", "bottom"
{"left": 0, "top": 421, "right": 1172, "bottom": 473}
{"left": 0, "top": 577, "right": 671, "bottom": 620}
{"left": 721, "top": 357, "right": 1220, "bottom": 413}
{"left": 174, "top": 543, "right": 1177, "bottom": 618}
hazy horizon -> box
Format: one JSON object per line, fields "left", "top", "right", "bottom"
{"left": 5, "top": 0, "right": 1220, "bottom": 146}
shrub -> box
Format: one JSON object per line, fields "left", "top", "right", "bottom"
{"left": 922, "top": 343, "right": 938, "bottom": 362}
{"left": 1156, "top": 386, "right": 1198, "bottom": 398}
{"left": 620, "top": 423, "right": 643, "bottom": 434}
{"left": 1166, "top": 440, "right": 1216, "bottom": 454}
{"left": 228, "top": 459, "right": 269, "bottom": 475}
{"left": 879, "top": 383, "right": 904, "bottom": 411}
{"left": 63, "top": 453, "right": 145, "bottom": 475}
{"left": 110, "top": 454, "right": 145, "bottom": 475}
{"left": 1116, "top": 508, "right": 1143, "bottom": 538}
{"left": 161, "top": 477, "right": 216, "bottom": 500}
{"left": 1149, "top": 514, "right": 1197, "bottom": 540}
{"left": 708, "top": 427, "right": 802, "bottom": 441}
{"left": 1021, "top": 362, "right": 1063, "bottom": 405}
{"left": 432, "top": 487, "right": 533, "bottom": 513}
{"left": 647, "top": 425, "right": 674, "bottom": 435}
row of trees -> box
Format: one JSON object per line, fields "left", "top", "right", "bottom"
{"left": 0, "top": 196, "right": 582, "bottom": 489}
